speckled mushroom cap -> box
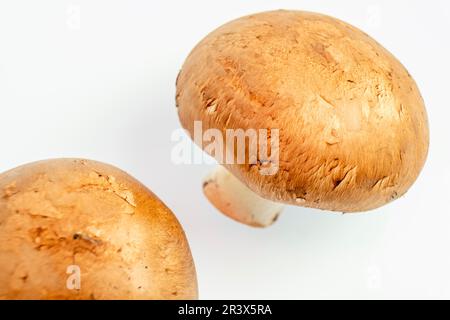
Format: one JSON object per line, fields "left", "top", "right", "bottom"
{"left": 0, "top": 159, "right": 198, "bottom": 300}
{"left": 176, "top": 10, "right": 429, "bottom": 212}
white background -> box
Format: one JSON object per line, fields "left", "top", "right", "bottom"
{"left": 0, "top": 0, "right": 449, "bottom": 299}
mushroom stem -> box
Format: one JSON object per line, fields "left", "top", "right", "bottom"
{"left": 203, "top": 166, "right": 284, "bottom": 228}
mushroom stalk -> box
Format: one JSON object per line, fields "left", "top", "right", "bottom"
{"left": 203, "top": 166, "right": 284, "bottom": 228}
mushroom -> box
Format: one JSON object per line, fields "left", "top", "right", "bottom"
{"left": 176, "top": 10, "right": 429, "bottom": 227}
{"left": 0, "top": 159, "right": 198, "bottom": 299}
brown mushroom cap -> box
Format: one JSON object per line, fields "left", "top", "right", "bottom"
{"left": 176, "top": 10, "right": 429, "bottom": 213}
{"left": 0, "top": 159, "right": 198, "bottom": 299}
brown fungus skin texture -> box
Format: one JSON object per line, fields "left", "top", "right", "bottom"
{"left": 176, "top": 10, "right": 429, "bottom": 213}
{"left": 0, "top": 159, "right": 198, "bottom": 300}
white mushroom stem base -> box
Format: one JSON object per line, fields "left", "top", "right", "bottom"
{"left": 202, "top": 166, "right": 284, "bottom": 228}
